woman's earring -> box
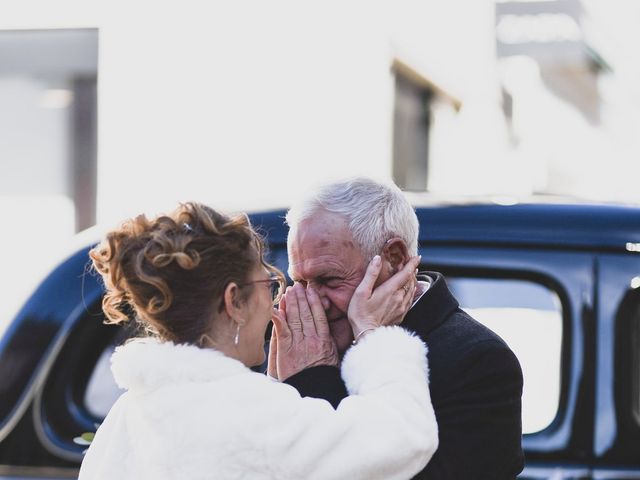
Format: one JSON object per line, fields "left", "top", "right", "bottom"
{"left": 234, "top": 324, "right": 240, "bottom": 345}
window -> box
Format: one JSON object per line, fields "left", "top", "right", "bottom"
{"left": 392, "top": 69, "right": 432, "bottom": 191}
{"left": 447, "top": 277, "right": 563, "bottom": 434}
{"left": 85, "top": 346, "right": 125, "bottom": 419}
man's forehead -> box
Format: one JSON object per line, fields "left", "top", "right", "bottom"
{"left": 290, "top": 212, "right": 349, "bottom": 247}
{"left": 291, "top": 215, "right": 356, "bottom": 254}
{"left": 299, "top": 211, "right": 349, "bottom": 237}
{"left": 288, "top": 212, "right": 363, "bottom": 277}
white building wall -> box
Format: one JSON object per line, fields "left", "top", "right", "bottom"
{"left": 0, "top": 0, "right": 515, "bottom": 223}
{"left": 1, "top": 0, "right": 638, "bottom": 221}
{"left": 96, "top": 0, "right": 507, "bottom": 223}
{"left": 98, "top": 1, "right": 395, "bottom": 221}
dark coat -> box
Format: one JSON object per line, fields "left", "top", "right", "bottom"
{"left": 285, "top": 272, "right": 525, "bottom": 479}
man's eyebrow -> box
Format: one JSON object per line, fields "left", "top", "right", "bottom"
{"left": 315, "top": 273, "right": 340, "bottom": 280}
{"left": 288, "top": 267, "right": 333, "bottom": 283}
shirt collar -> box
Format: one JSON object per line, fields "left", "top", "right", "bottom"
{"left": 410, "top": 277, "right": 432, "bottom": 310}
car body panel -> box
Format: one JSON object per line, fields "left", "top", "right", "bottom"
{"left": 1, "top": 202, "right": 639, "bottom": 479}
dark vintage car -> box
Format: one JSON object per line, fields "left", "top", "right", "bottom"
{"left": 1, "top": 200, "right": 640, "bottom": 479}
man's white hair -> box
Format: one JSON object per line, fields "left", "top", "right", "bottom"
{"left": 286, "top": 177, "right": 419, "bottom": 261}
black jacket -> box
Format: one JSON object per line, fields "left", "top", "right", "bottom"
{"left": 285, "top": 272, "right": 524, "bottom": 479}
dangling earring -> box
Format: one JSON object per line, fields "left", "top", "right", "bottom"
{"left": 234, "top": 324, "right": 241, "bottom": 345}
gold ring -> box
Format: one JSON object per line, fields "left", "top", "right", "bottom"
{"left": 402, "top": 284, "right": 410, "bottom": 294}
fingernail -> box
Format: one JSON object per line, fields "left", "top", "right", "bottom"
{"left": 373, "top": 255, "right": 381, "bottom": 265}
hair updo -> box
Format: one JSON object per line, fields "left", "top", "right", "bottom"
{"left": 89, "top": 202, "right": 278, "bottom": 345}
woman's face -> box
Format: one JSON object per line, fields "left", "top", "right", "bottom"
{"left": 237, "top": 266, "right": 280, "bottom": 367}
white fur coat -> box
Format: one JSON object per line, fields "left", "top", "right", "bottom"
{"left": 79, "top": 326, "right": 438, "bottom": 480}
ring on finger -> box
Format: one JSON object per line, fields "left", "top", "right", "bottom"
{"left": 401, "top": 283, "right": 410, "bottom": 295}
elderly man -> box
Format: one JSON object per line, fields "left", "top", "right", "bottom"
{"left": 276, "top": 177, "right": 524, "bottom": 479}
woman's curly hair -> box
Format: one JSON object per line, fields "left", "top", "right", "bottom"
{"left": 89, "top": 202, "right": 279, "bottom": 345}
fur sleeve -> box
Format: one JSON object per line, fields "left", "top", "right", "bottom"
{"left": 265, "top": 326, "right": 438, "bottom": 480}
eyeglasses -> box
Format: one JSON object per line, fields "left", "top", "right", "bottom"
{"left": 238, "top": 274, "right": 285, "bottom": 305}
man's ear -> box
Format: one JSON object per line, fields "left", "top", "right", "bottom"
{"left": 382, "top": 238, "right": 410, "bottom": 273}
{"left": 222, "top": 282, "right": 246, "bottom": 325}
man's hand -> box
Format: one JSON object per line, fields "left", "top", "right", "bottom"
{"left": 347, "top": 255, "right": 420, "bottom": 341}
{"left": 268, "top": 284, "right": 338, "bottom": 381}
{"left": 267, "top": 310, "right": 279, "bottom": 379}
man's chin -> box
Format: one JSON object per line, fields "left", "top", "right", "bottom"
{"left": 328, "top": 318, "right": 354, "bottom": 355}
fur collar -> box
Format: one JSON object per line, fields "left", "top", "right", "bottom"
{"left": 111, "top": 338, "right": 250, "bottom": 391}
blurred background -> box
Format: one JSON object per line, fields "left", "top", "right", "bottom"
{"left": 1, "top": 0, "right": 639, "bottom": 414}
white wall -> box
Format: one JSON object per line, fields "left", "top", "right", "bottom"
{"left": 95, "top": 0, "right": 507, "bottom": 224}
{"left": 97, "top": 1, "right": 390, "bottom": 223}
{"left": 2, "top": 0, "right": 640, "bottom": 220}
{"left": 0, "top": 0, "right": 515, "bottom": 224}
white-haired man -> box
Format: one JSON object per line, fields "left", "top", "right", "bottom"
{"left": 274, "top": 177, "right": 524, "bottom": 479}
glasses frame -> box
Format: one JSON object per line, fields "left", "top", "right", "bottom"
{"left": 238, "top": 273, "right": 285, "bottom": 305}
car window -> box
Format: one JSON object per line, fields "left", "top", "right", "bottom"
{"left": 84, "top": 345, "right": 125, "bottom": 419}
{"left": 446, "top": 277, "right": 563, "bottom": 434}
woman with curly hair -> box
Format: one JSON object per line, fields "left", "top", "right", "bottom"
{"left": 79, "top": 202, "right": 437, "bottom": 480}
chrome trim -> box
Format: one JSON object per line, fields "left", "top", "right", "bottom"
{"left": 626, "top": 242, "right": 640, "bottom": 253}
{"left": 0, "top": 464, "right": 77, "bottom": 479}
{"left": 0, "top": 374, "right": 43, "bottom": 442}
{"left": 519, "top": 466, "right": 640, "bottom": 479}
{"left": 592, "top": 469, "right": 640, "bottom": 479}
{"left": 0, "top": 319, "right": 75, "bottom": 443}
{"left": 519, "top": 466, "right": 590, "bottom": 479}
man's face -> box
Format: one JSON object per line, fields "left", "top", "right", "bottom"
{"left": 288, "top": 211, "right": 367, "bottom": 354}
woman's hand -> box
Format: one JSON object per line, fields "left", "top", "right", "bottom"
{"left": 347, "top": 255, "right": 421, "bottom": 342}
{"left": 268, "top": 284, "right": 338, "bottom": 381}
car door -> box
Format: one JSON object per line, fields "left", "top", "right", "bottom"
{"left": 421, "top": 244, "right": 596, "bottom": 479}
{"left": 590, "top": 252, "right": 640, "bottom": 479}
{"left": 0, "top": 246, "right": 104, "bottom": 478}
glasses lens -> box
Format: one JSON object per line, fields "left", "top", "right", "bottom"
{"left": 271, "top": 277, "right": 284, "bottom": 304}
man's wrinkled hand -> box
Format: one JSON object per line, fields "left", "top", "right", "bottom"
{"left": 347, "top": 255, "right": 421, "bottom": 341}
{"left": 269, "top": 284, "right": 338, "bottom": 381}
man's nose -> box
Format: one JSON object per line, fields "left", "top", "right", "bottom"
{"left": 319, "top": 295, "right": 331, "bottom": 311}
{"left": 309, "top": 283, "right": 332, "bottom": 311}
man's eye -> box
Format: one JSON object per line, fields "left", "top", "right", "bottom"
{"left": 322, "top": 278, "right": 341, "bottom": 288}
